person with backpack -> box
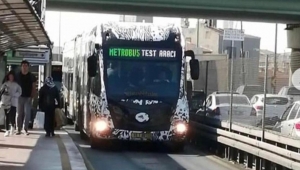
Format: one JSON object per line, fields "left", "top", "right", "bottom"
{"left": 15, "top": 60, "right": 37, "bottom": 135}
{"left": 38, "top": 76, "right": 60, "bottom": 137}
{"left": 0, "top": 71, "right": 22, "bottom": 137}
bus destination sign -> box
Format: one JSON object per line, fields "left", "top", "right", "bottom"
{"left": 108, "top": 48, "right": 179, "bottom": 59}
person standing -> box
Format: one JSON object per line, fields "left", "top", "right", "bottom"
{"left": 16, "top": 60, "right": 37, "bottom": 135}
{"left": 0, "top": 71, "right": 22, "bottom": 137}
{"left": 39, "top": 77, "right": 60, "bottom": 137}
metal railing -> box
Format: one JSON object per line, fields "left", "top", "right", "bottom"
{"left": 189, "top": 116, "right": 300, "bottom": 170}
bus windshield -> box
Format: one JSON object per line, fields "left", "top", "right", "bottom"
{"left": 103, "top": 46, "right": 182, "bottom": 100}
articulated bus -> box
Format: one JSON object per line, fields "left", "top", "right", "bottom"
{"left": 62, "top": 40, "right": 76, "bottom": 123}
{"left": 63, "top": 22, "right": 199, "bottom": 151}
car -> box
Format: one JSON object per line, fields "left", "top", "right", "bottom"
{"left": 250, "top": 94, "right": 290, "bottom": 127}
{"left": 250, "top": 94, "right": 290, "bottom": 118}
{"left": 278, "top": 86, "right": 300, "bottom": 103}
{"left": 196, "top": 93, "right": 257, "bottom": 126}
{"left": 273, "top": 101, "right": 300, "bottom": 137}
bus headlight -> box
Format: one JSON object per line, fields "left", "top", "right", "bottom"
{"left": 176, "top": 123, "right": 187, "bottom": 134}
{"left": 95, "top": 120, "right": 108, "bottom": 132}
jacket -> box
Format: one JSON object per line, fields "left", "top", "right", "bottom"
{"left": 39, "top": 85, "right": 60, "bottom": 111}
{"left": 0, "top": 81, "right": 22, "bottom": 108}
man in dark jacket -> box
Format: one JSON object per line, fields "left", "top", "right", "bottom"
{"left": 39, "top": 76, "right": 60, "bottom": 137}
{"left": 15, "top": 60, "right": 37, "bottom": 135}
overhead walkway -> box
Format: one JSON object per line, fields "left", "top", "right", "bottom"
{"left": 0, "top": 0, "right": 51, "bottom": 52}
{"left": 47, "top": 0, "right": 300, "bottom": 23}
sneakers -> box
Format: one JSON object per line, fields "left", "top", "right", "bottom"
{"left": 16, "top": 130, "right": 29, "bottom": 136}
{"left": 4, "top": 131, "right": 9, "bottom": 137}
{"left": 10, "top": 126, "right": 15, "bottom": 135}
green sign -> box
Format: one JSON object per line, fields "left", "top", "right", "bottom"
{"left": 109, "top": 48, "right": 140, "bottom": 58}
{"left": 108, "top": 47, "right": 177, "bottom": 59}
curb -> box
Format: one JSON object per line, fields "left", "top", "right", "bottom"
{"left": 75, "top": 142, "right": 95, "bottom": 170}
{"left": 62, "top": 128, "right": 95, "bottom": 170}
{"left": 60, "top": 131, "right": 89, "bottom": 170}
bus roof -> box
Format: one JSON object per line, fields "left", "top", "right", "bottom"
{"left": 101, "top": 22, "right": 182, "bottom": 42}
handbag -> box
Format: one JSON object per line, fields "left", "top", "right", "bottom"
{"left": 55, "top": 108, "right": 66, "bottom": 129}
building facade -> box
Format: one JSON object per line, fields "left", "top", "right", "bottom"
{"left": 182, "top": 21, "right": 261, "bottom": 92}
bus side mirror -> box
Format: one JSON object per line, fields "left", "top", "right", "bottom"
{"left": 185, "top": 50, "right": 199, "bottom": 80}
{"left": 88, "top": 55, "right": 97, "bottom": 77}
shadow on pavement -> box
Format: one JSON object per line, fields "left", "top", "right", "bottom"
{"left": 0, "top": 130, "right": 62, "bottom": 170}
{"left": 0, "top": 143, "right": 35, "bottom": 150}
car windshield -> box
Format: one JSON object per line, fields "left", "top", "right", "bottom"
{"left": 103, "top": 45, "right": 182, "bottom": 100}
{"left": 287, "top": 87, "right": 300, "bottom": 95}
{"left": 216, "top": 95, "right": 250, "bottom": 105}
{"left": 263, "top": 97, "right": 289, "bottom": 105}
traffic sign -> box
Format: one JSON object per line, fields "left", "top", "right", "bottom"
{"left": 223, "top": 29, "right": 245, "bottom": 41}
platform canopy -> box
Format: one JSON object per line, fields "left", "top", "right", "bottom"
{"left": 0, "top": 0, "right": 51, "bottom": 52}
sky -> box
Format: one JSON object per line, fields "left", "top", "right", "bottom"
{"left": 45, "top": 11, "right": 290, "bottom": 54}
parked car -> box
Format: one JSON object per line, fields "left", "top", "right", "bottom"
{"left": 196, "top": 91, "right": 256, "bottom": 126}
{"left": 273, "top": 101, "right": 300, "bottom": 138}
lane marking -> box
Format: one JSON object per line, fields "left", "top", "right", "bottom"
{"left": 56, "top": 135, "right": 72, "bottom": 170}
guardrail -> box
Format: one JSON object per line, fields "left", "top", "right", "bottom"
{"left": 189, "top": 115, "right": 300, "bottom": 170}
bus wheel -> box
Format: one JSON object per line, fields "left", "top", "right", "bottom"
{"left": 172, "top": 142, "right": 185, "bottom": 153}
{"left": 75, "top": 124, "right": 80, "bottom": 131}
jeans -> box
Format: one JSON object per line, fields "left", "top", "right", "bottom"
{"left": 4, "top": 106, "right": 16, "bottom": 131}
{"left": 17, "top": 97, "right": 32, "bottom": 132}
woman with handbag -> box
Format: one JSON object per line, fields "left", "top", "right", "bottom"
{"left": 38, "top": 77, "right": 60, "bottom": 137}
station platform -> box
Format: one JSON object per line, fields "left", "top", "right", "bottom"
{"left": 0, "top": 129, "right": 87, "bottom": 170}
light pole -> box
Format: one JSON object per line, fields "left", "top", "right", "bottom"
{"left": 241, "top": 21, "right": 245, "bottom": 85}
{"left": 273, "top": 24, "right": 278, "bottom": 93}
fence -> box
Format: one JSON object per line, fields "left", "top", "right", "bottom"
{"left": 188, "top": 52, "right": 300, "bottom": 169}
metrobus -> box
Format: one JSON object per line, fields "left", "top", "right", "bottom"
{"left": 62, "top": 40, "right": 76, "bottom": 122}
{"left": 63, "top": 22, "right": 199, "bottom": 151}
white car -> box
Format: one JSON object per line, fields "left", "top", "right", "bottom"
{"left": 197, "top": 92, "right": 256, "bottom": 125}
{"left": 250, "top": 94, "right": 290, "bottom": 119}
{"left": 273, "top": 101, "right": 300, "bottom": 137}
{"left": 278, "top": 86, "right": 300, "bottom": 103}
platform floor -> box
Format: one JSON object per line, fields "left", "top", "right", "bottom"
{"left": 0, "top": 129, "right": 87, "bottom": 170}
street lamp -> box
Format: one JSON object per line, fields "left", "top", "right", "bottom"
{"left": 254, "top": 48, "right": 268, "bottom": 141}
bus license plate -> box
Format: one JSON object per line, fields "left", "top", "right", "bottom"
{"left": 131, "top": 132, "right": 152, "bottom": 140}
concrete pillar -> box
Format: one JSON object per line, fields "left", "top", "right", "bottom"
{"left": 286, "top": 25, "right": 300, "bottom": 85}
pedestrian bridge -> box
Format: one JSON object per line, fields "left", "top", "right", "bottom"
{"left": 47, "top": 0, "right": 300, "bottom": 23}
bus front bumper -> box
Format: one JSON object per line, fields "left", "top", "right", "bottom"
{"left": 92, "top": 120, "right": 187, "bottom": 142}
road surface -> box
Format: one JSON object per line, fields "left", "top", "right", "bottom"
{"left": 65, "top": 127, "right": 245, "bottom": 170}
